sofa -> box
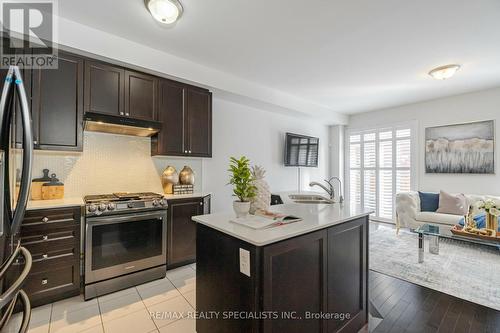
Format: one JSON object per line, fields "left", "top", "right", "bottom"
{"left": 395, "top": 191, "right": 500, "bottom": 232}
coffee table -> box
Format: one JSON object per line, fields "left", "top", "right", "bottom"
{"left": 413, "top": 224, "right": 500, "bottom": 263}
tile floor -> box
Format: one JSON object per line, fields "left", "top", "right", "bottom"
{"left": 5, "top": 264, "right": 197, "bottom": 333}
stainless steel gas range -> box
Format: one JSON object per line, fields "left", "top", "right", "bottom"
{"left": 84, "top": 192, "right": 168, "bottom": 300}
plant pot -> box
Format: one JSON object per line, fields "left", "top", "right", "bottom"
{"left": 233, "top": 201, "right": 251, "bottom": 218}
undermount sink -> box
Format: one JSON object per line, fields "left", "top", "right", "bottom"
{"left": 288, "top": 194, "right": 334, "bottom": 204}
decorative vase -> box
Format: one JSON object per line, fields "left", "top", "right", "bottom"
{"left": 179, "top": 166, "right": 195, "bottom": 185}
{"left": 161, "top": 166, "right": 178, "bottom": 194}
{"left": 250, "top": 165, "right": 271, "bottom": 214}
{"left": 233, "top": 201, "right": 251, "bottom": 218}
{"left": 486, "top": 213, "right": 498, "bottom": 232}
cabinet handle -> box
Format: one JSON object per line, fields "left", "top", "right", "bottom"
{"left": 42, "top": 217, "right": 49, "bottom": 223}
{"left": 42, "top": 235, "right": 48, "bottom": 241}
{"left": 184, "top": 150, "right": 188, "bottom": 153}
{"left": 41, "top": 278, "right": 48, "bottom": 285}
{"left": 42, "top": 254, "right": 48, "bottom": 259}
{"left": 188, "top": 150, "right": 192, "bottom": 154}
{"left": 125, "top": 113, "right": 130, "bottom": 116}
{"left": 33, "top": 140, "right": 38, "bottom": 145}
{"left": 120, "top": 112, "right": 124, "bottom": 116}
{"left": 200, "top": 202, "right": 203, "bottom": 206}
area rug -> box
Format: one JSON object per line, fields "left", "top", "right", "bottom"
{"left": 369, "top": 224, "right": 500, "bottom": 311}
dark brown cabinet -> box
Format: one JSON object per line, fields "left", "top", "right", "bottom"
{"left": 152, "top": 81, "right": 212, "bottom": 157}
{"left": 167, "top": 195, "right": 210, "bottom": 268}
{"left": 124, "top": 70, "right": 158, "bottom": 120}
{"left": 84, "top": 61, "right": 158, "bottom": 122}
{"left": 84, "top": 61, "right": 125, "bottom": 117}
{"left": 262, "top": 230, "right": 328, "bottom": 333}
{"left": 186, "top": 87, "right": 212, "bottom": 156}
{"left": 196, "top": 216, "right": 369, "bottom": 333}
{"left": 327, "top": 217, "right": 368, "bottom": 333}
{"left": 32, "top": 52, "right": 84, "bottom": 151}
{"left": 153, "top": 80, "right": 186, "bottom": 155}
{"left": 9, "top": 206, "right": 82, "bottom": 307}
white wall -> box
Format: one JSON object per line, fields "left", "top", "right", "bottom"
{"left": 348, "top": 87, "right": 500, "bottom": 196}
{"left": 203, "top": 98, "right": 330, "bottom": 212}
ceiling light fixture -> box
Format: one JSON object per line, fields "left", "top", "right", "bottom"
{"left": 145, "top": 0, "right": 183, "bottom": 25}
{"left": 428, "top": 64, "right": 461, "bottom": 80}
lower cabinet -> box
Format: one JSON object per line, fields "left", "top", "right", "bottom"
{"left": 196, "top": 216, "right": 369, "bottom": 333}
{"left": 327, "top": 218, "right": 368, "bottom": 332}
{"left": 167, "top": 195, "right": 211, "bottom": 269}
{"left": 11, "top": 206, "right": 82, "bottom": 307}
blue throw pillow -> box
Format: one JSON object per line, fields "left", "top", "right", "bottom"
{"left": 419, "top": 191, "right": 440, "bottom": 212}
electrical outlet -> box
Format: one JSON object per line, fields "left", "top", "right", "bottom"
{"left": 239, "top": 248, "right": 251, "bottom": 277}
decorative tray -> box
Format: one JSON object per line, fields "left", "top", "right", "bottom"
{"left": 451, "top": 225, "right": 500, "bottom": 243}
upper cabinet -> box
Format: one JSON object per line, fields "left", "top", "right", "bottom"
{"left": 124, "top": 70, "right": 158, "bottom": 121}
{"left": 84, "top": 62, "right": 158, "bottom": 122}
{"left": 153, "top": 80, "right": 185, "bottom": 156}
{"left": 32, "top": 52, "right": 84, "bottom": 151}
{"left": 152, "top": 80, "right": 212, "bottom": 158}
{"left": 84, "top": 61, "right": 125, "bottom": 117}
{"left": 186, "top": 87, "right": 212, "bottom": 157}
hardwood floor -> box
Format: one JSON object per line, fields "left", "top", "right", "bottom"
{"left": 369, "top": 271, "right": 500, "bottom": 333}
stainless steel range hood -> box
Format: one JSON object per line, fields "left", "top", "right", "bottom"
{"left": 84, "top": 112, "right": 161, "bottom": 137}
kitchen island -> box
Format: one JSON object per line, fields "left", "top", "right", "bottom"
{"left": 193, "top": 203, "right": 372, "bottom": 333}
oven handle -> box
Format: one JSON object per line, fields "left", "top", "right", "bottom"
{"left": 86, "top": 211, "right": 166, "bottom": 226}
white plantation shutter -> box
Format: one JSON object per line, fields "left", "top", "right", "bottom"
{"left": 347, "top": 124, "right": 415, "bottom": 221}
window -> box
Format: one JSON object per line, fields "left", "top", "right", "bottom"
{"left": 347, "top": 123, "right": 415, "bottom": 221}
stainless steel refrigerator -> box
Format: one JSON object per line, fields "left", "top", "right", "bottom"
{"left": 0, "top": 66, "right": 34, "bottom": 332}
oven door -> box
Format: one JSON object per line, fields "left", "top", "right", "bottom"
{"left": 85, "top": 210, "right": 167, "bottom": 284}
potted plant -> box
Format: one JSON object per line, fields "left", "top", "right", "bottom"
{"left": 228, "top": 156, "right": 256, "bottom": 218}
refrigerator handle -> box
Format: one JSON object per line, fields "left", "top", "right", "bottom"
{"left": 10, "top": 66, "right": 34, "bottom": 236}
{"left": 0, "top": 66, "right": 15, "bottom": 238}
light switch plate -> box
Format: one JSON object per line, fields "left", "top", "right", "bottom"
{"left": 239, "top": 248, "right": 251, "bottom": 277}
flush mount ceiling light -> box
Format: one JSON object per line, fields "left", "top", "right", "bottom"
{"left": 428, "top": 64, "right": 461, "bottom": 80}
{"left": 145, "top": 0, "right": 183, "bottom": 25}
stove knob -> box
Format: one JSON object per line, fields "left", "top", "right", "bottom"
{"left": 160, "top": 198, "right": 167, "bottom": 206}
{"left": 152, "top": 199, "right": 159, "bottom": 206}
{"left": 88, "top": 204, "right": 97, "bottom": 213}
{"left": 108, "top": 203, "right": 116, "bottom": 211}
{"left": 98, "top": 203, "right": 107, "bottom": 211}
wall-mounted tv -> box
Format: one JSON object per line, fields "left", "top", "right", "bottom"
{"left": 284, "top": 133, "right": 319, "bottom": 167}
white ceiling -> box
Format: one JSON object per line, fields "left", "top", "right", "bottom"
{"left": 58, "top": 0, "right": 500, "bottom": 115}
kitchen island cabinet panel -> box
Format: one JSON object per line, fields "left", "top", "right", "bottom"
{"left": 194, "top": 209, "right": 370, "bottom": 333}
{"left": 327, "top": 218, "right": 368, "bottom": 333}
{"left": 262, "top": 230, "right": 327, "bottom": 333}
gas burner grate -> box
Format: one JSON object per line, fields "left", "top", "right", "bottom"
{"left": 84, "top": 192, "right": 163, "bottom": 203}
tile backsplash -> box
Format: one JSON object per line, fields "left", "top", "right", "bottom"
{"left": 32, "top": 132, "right": 203, "bottom": 197}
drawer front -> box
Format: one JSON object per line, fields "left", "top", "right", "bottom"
{"left": 22, "top": 207, "right": 81, "bottom": 229}
{"left": 23, "top": 235, "right": 78, "bottom": 262}
{"left": 20, "top": 225, "right": 79, "bottom": 245}
{"left": 24, "top": 264, "right": 79, "bottom": 298}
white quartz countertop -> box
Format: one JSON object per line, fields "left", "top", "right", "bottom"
{"left": 27, "top": 197, "right": 84, "bottom": 210}
{"left": 192, "top": 203, "right": 372, "bottom": 246}
{"left": 163, "top": 192, "right": 211, "bottom": 200}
